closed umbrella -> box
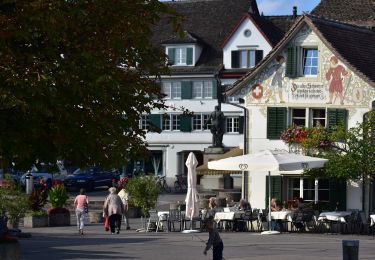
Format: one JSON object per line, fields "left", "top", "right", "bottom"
{"left": 182, "top": 152, "right": 200, "bottom": 233}
{"left": 208, "top": 149, "right": 328, "bottom": 235}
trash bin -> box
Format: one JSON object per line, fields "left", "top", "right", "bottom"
{"left": 342, "top": 240, "right": 359, "bottom": 260}
{"left": 25, "top": 173, "right": 34, "bottom": 195}
{"left": 223, "top": 174, "right": 233, "bottom": 189}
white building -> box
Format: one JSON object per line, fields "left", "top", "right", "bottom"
{"left": 227, "top": 14, "right": 375, "bottom": 212}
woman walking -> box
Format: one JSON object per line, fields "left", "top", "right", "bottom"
{"left": 103, "top": 187, "right": 124, "bottom": 234}
{"left": 74, "top": 188, "right": 89, "bottom": 235}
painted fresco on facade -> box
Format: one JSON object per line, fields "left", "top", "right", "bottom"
{"left": 241, "top": 25, "right": 374, "bottom": 109}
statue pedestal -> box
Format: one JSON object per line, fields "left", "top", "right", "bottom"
{"left": 200, "top": 147, "right": 226, "bottom": 190}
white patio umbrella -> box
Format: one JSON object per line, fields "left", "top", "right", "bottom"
{"left": 208, "top": 149, "right": 328, "bottom": 235}
{"left": 182, "top": 152, "right": 200, "bottom": 233}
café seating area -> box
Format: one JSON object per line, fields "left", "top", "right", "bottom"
{"left": 145, "top": 198, "right": 375, "bottom": 236}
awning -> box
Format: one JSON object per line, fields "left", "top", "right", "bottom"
{"left": 197, "top": 147, "right": 243, "bottom": 175}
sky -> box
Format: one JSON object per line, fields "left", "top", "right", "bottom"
{"left": 160, "top": 0, "right": 321, "bottom": 16}
{"left": 257, "top": 0, "right": 321, "bottom": 15}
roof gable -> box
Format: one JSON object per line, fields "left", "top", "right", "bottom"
{"left": 221, "top": 13, "right": 285, "bottom": 49}
{"left": 151, "top": 0, "right": 257, "bottom": 73}
{"left": 228, "top": 15, "right": 375, "bottom": 95}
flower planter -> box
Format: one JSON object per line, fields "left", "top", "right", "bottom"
{"left": 23, "top": 215, "right": 48, "bottom": 228}
{"left": 48, "top": 208, "right": 70, "bottom": 226}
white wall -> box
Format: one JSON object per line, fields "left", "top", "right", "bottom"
{"left": 222, "top": 17, "right": 272, "bottom": 69}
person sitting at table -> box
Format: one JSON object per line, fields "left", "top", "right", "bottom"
{"left": 271, "top": 197, "right": 283, "bottom": 231}
{"left": 239, "top": 199, "right": 251, "bottom": 211}
{"left": 207, "top": 197, "right": 217, "bottom": 218}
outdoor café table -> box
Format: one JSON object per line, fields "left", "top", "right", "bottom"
{"left": 318, "top": 211, "right": 352, "bottom": 233}
{"left": 271, "top": 210, "right": 294, "bottom": 222}
{"left": 214, "top": 211, "right": 244, "bottom": 230}
{"left": 270, "top": 210, "right": 294, "bottom": 231}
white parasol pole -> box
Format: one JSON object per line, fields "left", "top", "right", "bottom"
{"left": 261, "top": 171, "right": 280, "bottom": 235}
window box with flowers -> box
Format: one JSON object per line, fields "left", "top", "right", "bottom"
{"left": 280, "top": 125, "right": 332, "bottom": 154}
{"left": 47, "top": 182, "right": 70, "bottom": 226}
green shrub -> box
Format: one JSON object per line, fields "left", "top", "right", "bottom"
{"left": 48, "top": 184, "right": 69, "bottom": 208}
{"left": 124, "top": 174, "right": 161, "bottom": 216}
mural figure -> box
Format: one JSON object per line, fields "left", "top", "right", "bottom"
{"left": 266, "top": 55, "right": 285, "bottom": 103}
{"left": 204, "top": 106, "right": 225, "bottom": 148}
{"left": 325, "top": 56, "right": 350, "bottom": 105}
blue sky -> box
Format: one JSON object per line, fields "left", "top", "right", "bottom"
{"left": 160, "top": 0, "right": 321, "bottom": 15}
{"left": 257, "top": 0, "right": 320, "bottom": 15}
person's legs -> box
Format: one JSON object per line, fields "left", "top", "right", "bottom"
{"left": 213, "top": 242, "right": 223, "bottom": 260}
{"left": 115, "top": 214, "right": 122, "bottom": 233}
{"left": 75, "top": 209, "right": 81, "bottom": 231}
{"left": 124, "top": 209, "right": 130, "bottom": 229}
{"left": 109, "top": 215, "right": 116, "bottom": 233}
{"left": 79, "top": 211, "right": 85, "bottom": 232}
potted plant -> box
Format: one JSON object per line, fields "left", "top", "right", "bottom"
{"left": 47, "top": 183, "right": 70, "bottom": 226}
{"left": 24, "top": 189, "right": 48, "bottom": 228}
{"left": 0, "top": 179, "right": 29, "bottom": 230}
{"left": 124, "top": 174, "right": 160, "bottom": 217}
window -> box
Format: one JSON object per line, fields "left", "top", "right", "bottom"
{"left": 286, "top": 47, "right": 318, "bottom": 78}
{"left": 231, "top": 50, "right": 263, "bottom": 69}
{"left": 291, "top": 109, "right": 306, "bottom": 126}
{"left": 167, "top": 47, "right": 193, "bottom": 66}
{"left": 303, "top": 48, "right": 318, "bottom": 76}
{"left": 175, "top": 47, "right": 187, "bottom": 65}
{"left": 162, "top": 114, "right": 180, "bottom": 131}
{"left": 192, "top": 113, "right": 211, "bottom": 131}
{"left": 139, "top": 115, "right": 149, "bottom": 130}
{"left": 240, "top": 50, "right": 256, "bottom": 68}
{"left": 287, "top": 177, "right": 329, "bottom": 203}
{"left": 162, "top": 82, "right": 181, "bottom": 99}
{"left": 203, "top": 114, "right": 211, "bottom": 130}
{"left": 311, "top": 108, "right": 326, "bottom": 127}
{"left": 226, "top": 117, "right": 239, "bottom": 133}
{"left": 192, "top": 81, "right": 213, "bottom": 99}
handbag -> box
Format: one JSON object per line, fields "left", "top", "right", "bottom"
{"left": 104, "top": 215, "right": 109, "bottom": 231}
{"left": 84, "top": 202, "right": 89, "bottom": 214}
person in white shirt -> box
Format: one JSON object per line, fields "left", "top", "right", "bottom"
{"left": 118, "top": 188, "right": 131, "bottom": 230}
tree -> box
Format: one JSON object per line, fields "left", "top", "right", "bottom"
{"left": 0, "top": 0, "right": 182, "bottom": 169}
{"left": 295, "top": 111, "right": 375, "bottom": 180}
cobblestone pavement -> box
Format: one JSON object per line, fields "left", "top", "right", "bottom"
{"left": 18, "top": 222, "right": 375, "bottom": 260}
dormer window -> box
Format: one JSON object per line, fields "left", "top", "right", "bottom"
{"left": 231, "top": 50, "right": 263, "bottom": 69}
{"left": 167, "top": 46, "right": 194, "bottom": 66}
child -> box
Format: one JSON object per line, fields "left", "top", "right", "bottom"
{"left": 203, "top": 219, "right": 223, "bottom": 260}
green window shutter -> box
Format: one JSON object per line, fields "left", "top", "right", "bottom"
{"left": 238, "top": 116, "right": 244, "bottom": 134}
{"left": 180, "top": 115, "right": 192, "bottom": 132}
{"left": 255, "top": 50, "right": 263, "bottom": 65}
{"left": 285, "top": 47, "right": 297, "bottom": 78}
{"left": 167, "top": 48, "right": 175, "bottom": 65}
{"left": 327, "top": 109, "right": 348, "bottom": 133}
{"left": 231, "top": 50, "right": 240, "bottom": 68}
{"left": 267, "top": 107, "right": 287, "bottom": 139}
{"left": 148, "top": 114, "right": 162, "bottom": 132}
{"left": 212, "top": 80, "right": 218, "bottom": 99}
{"left": 186, "top": 47, "right": 193, "bottom": 65}
{"left": 265, "top": 176, "right": 283, "bottom": 207}
{"left": 329, "top": 179, "right": 347, "bottom": 211}
{"left": 181, "top": 81, "right": 192, "bottom": 99}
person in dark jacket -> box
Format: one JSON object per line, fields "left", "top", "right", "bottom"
{"left": 203, "top": 219, "right": 223, "bottom": 260}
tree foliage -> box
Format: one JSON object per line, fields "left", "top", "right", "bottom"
{"left": 0, "top": 0, "right": 181, "bottom": 169}
{"left": 302, "top": 111, "right": 375, "bottom": 180}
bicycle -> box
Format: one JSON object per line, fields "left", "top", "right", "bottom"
{"left": 174, "top": 174, "right": 187, "bottom": 193}
{"left": 156, "top": 176, "right": 171, "bottom": 193}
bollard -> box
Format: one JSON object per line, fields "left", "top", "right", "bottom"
{"left": 342, "top": 240, "right": 359, "bottom": 260}
{"left": 25, "top": 173, "right": 34, "bottom": 195}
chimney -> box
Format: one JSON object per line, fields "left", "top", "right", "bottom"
{"left": 293, "top": 6, "right": 297, "bottom": 18}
